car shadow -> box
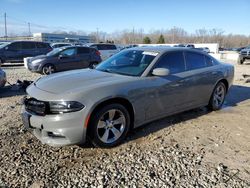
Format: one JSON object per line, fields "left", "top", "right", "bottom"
{"left": 125, "top": 84, "right": 250, "bottom": 144}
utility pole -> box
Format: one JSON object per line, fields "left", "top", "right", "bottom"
{"left": 28, "top": 22, "right": 31, "bottom": 37}
{"left": 132, "top": 27, "right": 135, "bottom": 44}
{"left": 4, "top": 13, "right": 7, "bottom": 41}
{"left": 96, "top": 28, "right": 99, "bottom": 43}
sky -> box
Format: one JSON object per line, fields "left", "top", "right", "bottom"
{"left": 0, "top": 0, "right": 249, "bottom": 36}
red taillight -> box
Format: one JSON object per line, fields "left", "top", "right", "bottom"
{"left": 96, "top": 50, "right": 101, "bottom": 56}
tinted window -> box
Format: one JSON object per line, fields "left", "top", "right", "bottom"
{"left": 155, "top": 52, "right": 185, "bottom": 74}
{"left": 205, "top": 55, "right": 218, "bottom": 66}
{"left": 77, "top": 47, "right": 90, "bottom": 54}
{"left": 96, "top": 44, "right": 117, "bottom": 50}
{"left": 185, "top": 52, "right": 206, "bottom": 70}
{"left": 60, "top": 48, "right": 76, "bottom": 56}
{"left": 7, "top": 42, "right": 22, "bottom": 50}
{"left": 22, "top": 42, "right": 36, "bottom": 49}
{"left": 105, "top": 45, "right": 117, "bottom": 50}
{"left": 36, "top": 42, "right": 49, "bottom": 48}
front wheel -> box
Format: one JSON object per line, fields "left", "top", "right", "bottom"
{"left": 42, "top": 64, "right": 56, "bottom": 75}
{"left": 89, "top": 104, "right": 130, "bottom": 148}
{"left": 237, "top": 57, "right": 244, "bottom": 65}
{"left": 208, "top": 82, "right": 226, "bottom": 111}
{"left": 89, "top": 62, "right": 98, "bottom": 69}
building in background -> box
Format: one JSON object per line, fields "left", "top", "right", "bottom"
{"left": 0, "top": 33, "right": 94, "bottom": 44}
{"left": 33, "top": 33, "right": 93, "bottom": 43}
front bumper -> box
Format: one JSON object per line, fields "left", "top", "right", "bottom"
{"left": 21, "top": 106, "right": 88, "bottom": 147}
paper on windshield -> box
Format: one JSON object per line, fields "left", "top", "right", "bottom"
{"left": 142, "top": 51, "right": 159, "bottom": 56}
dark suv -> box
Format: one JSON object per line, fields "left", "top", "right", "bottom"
{"left": 238, "top": 45, "right": 250, "bottom": 64}
{"left": 26, "top": 46, "right": 102, "bottom": 74}
{"left": 0, "top": 41, "right": 52, "bottom": 64}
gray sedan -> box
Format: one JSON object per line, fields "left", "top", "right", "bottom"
{"left": 21, "top": 47, "right": 234, "bottom": 147}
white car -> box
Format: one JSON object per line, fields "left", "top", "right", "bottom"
{"left": 88, "top": 43, "right": 119, "bottom": 60}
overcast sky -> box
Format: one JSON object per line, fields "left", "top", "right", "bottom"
{"left": 0, "top": 0, "right": 249, "bottom": 36}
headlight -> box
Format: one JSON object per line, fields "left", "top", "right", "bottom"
{"left": 49, "top": 101, "right": 84, "bottom": 114}
{"left": 32, "top": 59, "right": 43, "bottom": 64}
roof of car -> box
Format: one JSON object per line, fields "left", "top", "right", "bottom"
{"left": 131, "top": 46, "right": 207, "bottom": 54}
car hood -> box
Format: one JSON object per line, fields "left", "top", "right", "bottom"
{"left": 34, "top": 69, "right": 134, "bottom": 94}
{"left": 241, "top": 49, "right": 250, "bottom": 52}
{"left": 30, "top": 55, "right": 49, "bottom": 61}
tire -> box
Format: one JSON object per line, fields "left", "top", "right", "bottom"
{"left": 89, "top": 62, "right": 98, "bottom": 69}
{"left": 237, "top": 57, "right": 244, "bottom": 65}
{"left": 42, "top": 64, "right": 56, "bottom": 75}
{"left": 208, "top": 82, "right": 226, "bottom": 111}
{"left": 89, "top": 103, "right": 130, "bottom": 148}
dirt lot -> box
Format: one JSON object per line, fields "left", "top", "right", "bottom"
{"left": 0, "top": 62, "right": 250, "bottom": 187}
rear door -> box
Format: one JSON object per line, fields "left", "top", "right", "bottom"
{"left": 21, "top": 42, "right": 37, "bottom": 58}
{"left": 36, "top": 42, "right": 52, "bottom": 55}
{"left": 184, "top": 51, "right": 217, "bottom": 106}
{"left": 76, "top": 47, "right": 91, "bottom": 68}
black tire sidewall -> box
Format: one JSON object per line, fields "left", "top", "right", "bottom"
{"left": 208, "top": 82, "right": 226, "bottom": 111}
{"left": 89, "top": 103, "right": 130, "bottom": 148}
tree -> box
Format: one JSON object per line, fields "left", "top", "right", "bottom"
{"left": 157, "top": 34, "right": 165, "bottom": 44}
{"left": 143, "top": 36, "right": 151, "bottom": 44}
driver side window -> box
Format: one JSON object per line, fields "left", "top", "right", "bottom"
{"left": 154, "top": 52, "right": 185, "bottom": 74}
{"left": 60, "top": 48, "right": 76, "bottom": 56}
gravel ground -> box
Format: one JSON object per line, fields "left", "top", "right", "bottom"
{"left": 0, "top": 62, "right": 250, "bottom": 187}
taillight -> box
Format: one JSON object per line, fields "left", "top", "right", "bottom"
{"left": 96, "top": 50, "right": 101, "bottom": 56}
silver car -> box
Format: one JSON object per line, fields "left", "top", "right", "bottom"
{"left": 0, "top": 68, "right": 6, "bottom": 87}
{"left": 21, "top": 47, "right": 234, "bottom": 147}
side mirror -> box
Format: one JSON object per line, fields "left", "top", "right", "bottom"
{"left": 152, "top": 68, "right": 170, "bottom": 76}
{"left": 58, "top": 54, "right": 67, "bottom": 59}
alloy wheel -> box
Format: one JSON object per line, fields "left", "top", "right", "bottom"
{"left": 42, "top": 65, "right": 55, "bottom": 75}
{"left": 97, "top": 109, "right": 126, "bottom": 144}
{"left": 213, "top": 84, "right": 225, "bottom": 108}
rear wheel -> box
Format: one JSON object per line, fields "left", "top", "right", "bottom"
{"left": 89, "top": 103, "right": 130, "bottom": 148}
{"left": 42, "top": 64, "right": 56, "bottom": 75}
{"left": 208, "top": 82, "right": 226, "bottom": 111}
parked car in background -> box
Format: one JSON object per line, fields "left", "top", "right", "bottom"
{"left": 0, "top": 68, "right": 6, "bottom": 88}
{"left": 22, "top": 47, "right": 234, "bottom": 147}
{"left": 51, "top": 43, "right": 73, "bottom": 48}
{"left": 195, "top": 47, "right": 210, "bottom": 53}
{"left": 238, "top": 45, "right": 250, "bottom": 64}
{"left": 26, "top": 46, "right": 102, "bottom": 74}
{"left": 0, "top": 41, "right": 52, "bottom": 64}
{"left": 174, "top": 44, "right": 195, "bottom": 48}
{"left": 87, "top": 43, "right": 119, "bottom": 60}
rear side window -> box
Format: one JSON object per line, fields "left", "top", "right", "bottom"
{"left": 77, "top": 47, "right": 90, "bottom": 54}
{"left": 205, "top": 55, "right": 218, "bottom": 66}
{"left": 185, "top": 52, "right": 206, "bottom": 70}
{"left": 22, "top": 42, "right": 36, "bottom": 49}
{"left": 155, "top": 52, "right": 185, "bottom": 74}
{"left": 96, "top": 44, "right": 117, "bottom": 50}
{"left": 36, "top": 42, "right": 49, "bottom": 48}
{"left": 7, "top": 42, "right": 22, "bottom": 50}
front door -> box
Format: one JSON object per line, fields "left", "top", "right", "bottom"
{"left": 145, "top": 51, "right": 193, "bottom": 120}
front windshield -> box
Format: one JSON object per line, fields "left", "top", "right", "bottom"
{"left": 0, "top": 42, "right": 10, "bottom": 49}
{"left": 46, "top": 48, "right": 63, "bottom": 56}
{"left": 245, "top": 45, "right": 250, "bottom": 49}
{"left": 96, "top": 49, "right": 158, "bottom": 76}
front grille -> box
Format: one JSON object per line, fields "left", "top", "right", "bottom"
{"left": 24, "top": 97, "right": 48, "bottom": 116}
{"left": 241, "top": 51, "right": 249, "bottom": 55}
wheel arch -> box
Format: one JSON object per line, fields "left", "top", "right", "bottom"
{"left": 86, "top": 97, "right": 135, "bottom": 136}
